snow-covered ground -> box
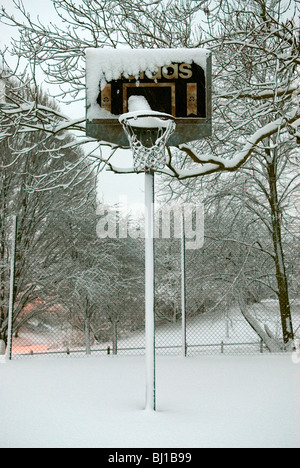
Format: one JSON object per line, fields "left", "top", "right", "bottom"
{"left": 0, "top": 353, "right": 299, "bottom": 448}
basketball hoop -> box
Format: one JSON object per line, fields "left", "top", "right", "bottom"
{"left": 119, "top": 110, "right": 176, "bottom": 172}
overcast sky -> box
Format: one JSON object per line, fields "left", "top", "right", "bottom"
{"left": 0, "top": 0, "right": 145, "bottom": 207}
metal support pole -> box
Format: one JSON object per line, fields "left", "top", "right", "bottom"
{"left": 7, "top": 215, "right": 17, "bottom": 360}
{"left": 181, "top": 209, "right": 187, "bottom": 357}
{"left": 144, "top": 170, "right": 156, "bottom": 411}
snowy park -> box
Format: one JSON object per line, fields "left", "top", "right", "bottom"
{"left": 8, "top": 299, "right": 300, "bottom": 358}
{"left": 0, "top": 353, "right": 299, "bottom": 448}
{"left": 1, "top": 299, "right": 299, "bottom": 448}
{"left": 0, "top": 0, "right": 299, "bottom": 451}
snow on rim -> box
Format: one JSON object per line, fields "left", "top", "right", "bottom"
{"left": 119, "top": 110, "right": 175, "bottom": 129}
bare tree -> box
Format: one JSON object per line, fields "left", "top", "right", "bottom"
{"left": 198, "top": 0, "right": 298, "bottom": 346}
{"left": 0, "top": 0, "right": 298, "bottom": 350}
{"left": 0, "top": 78, "right": 98, "bottom": 345}
{"left": 0, "top": 0, "right": 298, "bottom": 179}
{"left": 158, "top": 0, "right": 299, "bottom": 346}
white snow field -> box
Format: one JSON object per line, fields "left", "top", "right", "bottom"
{"left": 0, "top": 353, "right": 299, "bottom": 448}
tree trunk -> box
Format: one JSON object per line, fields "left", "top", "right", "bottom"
{"left": 238, "top": 290, "right": 283, "bottom": 352}
{"left": 0, "top": 174, "right": 8, "bottom": 344}
{"left": 0, "top": 232, "right": 6, "bottom": 343}
{"left": 267, "top": 161, "right": 294, "bottom": 345}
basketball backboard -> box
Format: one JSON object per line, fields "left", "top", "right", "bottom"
{"left": 86, "top": 48, "right": 212, "bottom": 146}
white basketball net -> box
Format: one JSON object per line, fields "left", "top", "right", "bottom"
{"left": 119, "top": 112, "right": 176, "bottom": 172}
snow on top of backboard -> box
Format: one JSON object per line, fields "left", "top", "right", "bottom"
{"left": 86, "top": 47, "right": 210, "bottom": 120}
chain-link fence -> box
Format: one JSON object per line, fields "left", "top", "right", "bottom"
{"left": 1, "top": 210, "right": 299, "bottom": 359}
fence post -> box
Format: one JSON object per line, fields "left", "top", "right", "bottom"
{"left": 113, "top": 321, "right": 118, "bottom": 355}
{"left": 181, "top": 209, "right": 187, "bottom": 357}
{"left": 6, "top": 215, "right": 17, "bottom": 360}
{"left": 260, "top": 339, "right": 264, "bottom": 353}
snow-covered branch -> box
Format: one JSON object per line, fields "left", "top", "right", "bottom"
{"left": 217, "top": 84, "right": 298, "bottom": 101}
{"left": 0, "top": 101, "right": 86, "bottom": 136}
{"left": 105, "top": 109, "right": 299, "bottom": 179}
{"left": 171, "top": 111, "right": 300, "bottom": 180}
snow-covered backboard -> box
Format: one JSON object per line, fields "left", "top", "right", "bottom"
{"left": 86, "top": 48, "right": 212, "bottom": 146}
